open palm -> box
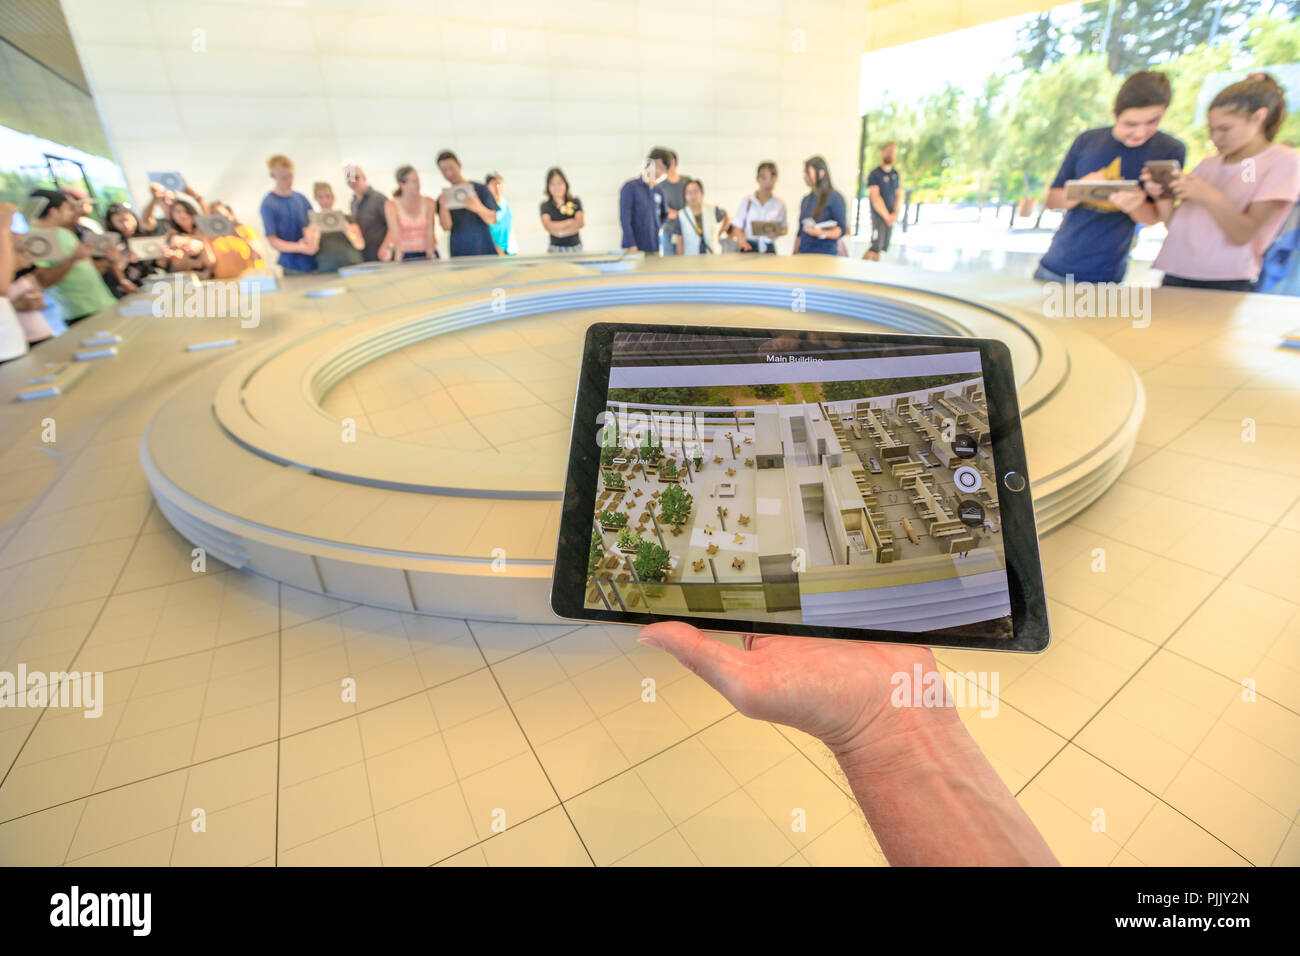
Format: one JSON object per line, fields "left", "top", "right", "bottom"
{"left": 637, "top": 621, "right": 937, "bottom": 754}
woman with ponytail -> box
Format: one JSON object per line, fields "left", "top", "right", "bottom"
{"left": 1138, "top": 73, "right": 1300, "bottom": 290}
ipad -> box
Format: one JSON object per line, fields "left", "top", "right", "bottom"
{"left": 441, "top": 184, "right": 475, "bottom": 210}
{"left": 1142, "top": 159, "right": 1181, "bottom": 190}
{"left": 749, "top": 220, "right": 782, "bottom": 238}
{"left": 1063, "top": 179, "right": 1141, "bottom": 203}
{"left": 147, "top": 170, "right": 185, "bottom": 192}
{"left": 308, "top": 210, "right": 347, "bottom": 233}
{"left": 195, "top": 214, "right": 234, "bottom": 236}
{"left": 551, "top": 323, "right": 1050, "bottom": 653}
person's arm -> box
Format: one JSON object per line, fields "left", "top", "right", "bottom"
{"left": 1172, "top": 175, "right": 1291, "bottom": 246}
{"left": 540, "top": 213, "right": 560, "bottom": 238}
{"left": 182, "top": 180, "right": 210, "bottom": 215}
{"left": 344, "top": 220, "right": 365, "bottom": 251}
{"left": 423, "top": 196, "right": 436, "bottom": 256}
{"left": 890, "top": 179, "right": 903, "bottom": 220}
{"left": 0, "top": 203, "right": 15, "bottom": 296}
{"left": 33, "top": 241, "right": 88, "bottom": 287}
{"left": 869, "top": 184, "right": 890, "bottom": 220}
{"left": 466, "top": 187, "right": 497, "bottom": 226}
{"left": 636, "top": 622, "right": 1059, "bottom": 866}
{"left": 437, "top": 195, "right": 452, "bottom": 234}
{"left": 819, "top": 196, "right": 845, "bottom": 240}
{"left": 619, "top": 185, "right": 637, "bottom": 250}
{"left": 383, "top": 200, "right": 404, "bottom": 262}
{"left": 1108, "top": 187, "right": 1160, "bottom": 225}
{"left": 262, "top": 207, "right": 314, "bottom": 255}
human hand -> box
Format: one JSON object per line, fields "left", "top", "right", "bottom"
{"left": 636, "top": 621, "right": 941, "bottom": 760}
{"left": 1138, "top": 168, "right": 1165, "bottom": 199}
{"left": 738, "top": 236, "right": 753, "bottom": 252}
{"left": 1108, "top": 189, "right": 1148, "bottom": 214}
{"left": 1170, "top": 174, "right": 1212, "bottom": 203}
{"left": 149, "top": 182, "right": 165, "bottom": 198}
{"left": 15, "top": 288, "right": 46, "bottom": 311}
{"left": 378, "top": 243, "right": 393, "bottom": 262}
{"left": 71, "top": 242, "right": 93, "bottom": 262}
{"left": 0, "top": 201, "right": 16, "bottom": 231}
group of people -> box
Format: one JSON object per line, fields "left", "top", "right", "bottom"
{"left": 2, "top": 68, "right": 1296, "bottom": 361}
{"left": 259, "top": 152, "right": 524, "bottom": 273}
{"left": 616, "top": 148, "right": 863, "bottom": 258}
{"left": 1037, "top": 70, "right": 1298, "bottom": 292}
{"left": 0, "top": 178, "right": 269, "bottom": 355}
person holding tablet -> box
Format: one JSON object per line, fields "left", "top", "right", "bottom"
{"left": 1135, "top": 74, "right": 1300, "bottom": 291}
{"left": 435, "top": 151, "right": 499, "bottom": 257}
{"left": 793, "top": 155, "right": 847, "bottom": 256}
{"left": 540, "top": 167, "right": 584, "bottom": 253}
{"left": 310, "top": 181, "right": 364, "bottom": 273}
{"left": 1035, "top": 71, "right": 1185, "bottom": 284}
{"left": 636, "top": 621, "right": 1058, "bottom": 866}
{"left": 383, "top": 165, "right": 437, "bottom": 262}
{"left": 730, "top": 161, "right": 787, "bottom": 254}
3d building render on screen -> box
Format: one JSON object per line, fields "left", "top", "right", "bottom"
{"left": 587, "top": 332, "right": 1012, "bottom": 636}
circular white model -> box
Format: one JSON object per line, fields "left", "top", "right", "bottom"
{"left": 139, "top": 254, "right": 1145, "bottom": 622}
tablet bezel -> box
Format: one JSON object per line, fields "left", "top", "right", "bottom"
{"left": 550, "top": 322, "right": 1050, "bottom": 653}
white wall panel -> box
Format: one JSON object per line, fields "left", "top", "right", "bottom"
{"left": 62, "top": 0, "right": 867, "bottom": 255}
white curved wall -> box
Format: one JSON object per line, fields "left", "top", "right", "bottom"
{"left": 61, "top": 0, "right": 867, "bottom": 255}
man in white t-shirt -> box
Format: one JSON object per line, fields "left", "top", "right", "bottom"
{"left": 729, "top": 162, "right": 788, "bottom": 254}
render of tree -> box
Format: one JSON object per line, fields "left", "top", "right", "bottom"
{"left": 659, "top": 483, "right": 693, "bottom": 524}
{"left": 751, "top": 383, "right": 782, "bottom": 399}
{"left": 600, "top": 509, "right": 627, "bottom": 529}
{"left": 659, "top": 458, "right": 679, "bottom": 480}
{"left": 634, "top": 539, "right": 672, "bottom": 582}
{"left": 604, "top": 470, "right": 626, "bottom": 489}
{"left": 617, "top": 526, "right": 641, "bottom": 552}
{"left": 589, "top": 530, "right": 603, "bottom": 576}
{"left": 639, "top": 430, "right": 663, "bottom": 461}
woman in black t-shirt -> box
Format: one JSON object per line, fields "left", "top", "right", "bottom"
{"left": 539, "top": 167, "right": 584, "bottom": 253}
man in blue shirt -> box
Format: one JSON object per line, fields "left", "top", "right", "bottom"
{"left": 435, "top": 151, "right": 499, "bottom": 257}
{"left": 864, "top": 141, "right": 901, "bottom": 261}
{"left": 259, "top": 154, "right": 317, "bottom": 273}
{"left": 1037, "top": 71, "right": 1186, "bottom": 284}
{"left": 620, "top": 151, "right": 669, "bottom": 253}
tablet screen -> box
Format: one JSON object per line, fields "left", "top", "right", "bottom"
{"left": 585, "top": 328, "right": 1014, "bottom": 640}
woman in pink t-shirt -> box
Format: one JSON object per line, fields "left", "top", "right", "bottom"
{"left": 1134, "top": 74, "right": 1300, "bottom": 291}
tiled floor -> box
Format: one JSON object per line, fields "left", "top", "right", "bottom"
{"left": 2, "top": 285, "right": 1299, "bottom": 866}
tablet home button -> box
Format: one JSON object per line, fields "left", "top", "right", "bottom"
{"left": 1003, "top": 471, "right": 1027, "bottom": 492}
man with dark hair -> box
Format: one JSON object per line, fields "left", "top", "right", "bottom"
{"left": 863, "top": 142, "right": 901, "bottom": 261}
{"left": 28, "top": 188, "right": 115, "bottom": 324}
{"left": 435, "top": 151, "right": 498, "bottom": 257}
{"left": 653, "top": 148, "right": 686, "bottom": 255}
{"left": 1036, "top": 70, "right": 1185, "bottom": 284}
{"left": 620, "top": 152, "right": 670, "bottom": 254}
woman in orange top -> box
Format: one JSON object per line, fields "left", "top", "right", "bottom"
{"left": 200, "top": 201, "right": 268, "bottom": 278}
